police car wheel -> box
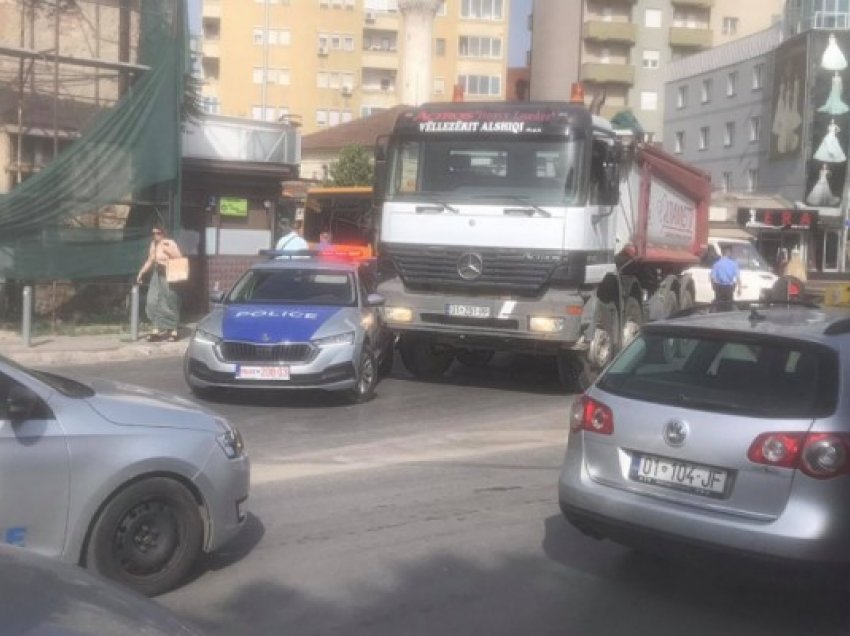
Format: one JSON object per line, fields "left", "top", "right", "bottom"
{"left": 347, "top": 349, "right": 377, "bottom": 404}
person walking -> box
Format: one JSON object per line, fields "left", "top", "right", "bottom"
{"left": 275, "top": 218, "right": 308, "bottom": 252}
{"left": 710, "top": 246, "right": 740, "bottom": 310}
{"left": 137, "top": 224, "right": 184, "bottom": 341}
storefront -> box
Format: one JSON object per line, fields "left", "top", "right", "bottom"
{"left": 737, "top": 207, "right": 820, "bottom": 274}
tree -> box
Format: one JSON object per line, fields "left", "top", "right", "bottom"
{"left": 329, "top": 144, "right": 373, "bottom": 186}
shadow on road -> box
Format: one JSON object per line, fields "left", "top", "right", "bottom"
{"left": 173, "top": 514, "right": 850, "bottom": 636}
{"left": 186, "top": 513, "right": 265, "bottom": 586}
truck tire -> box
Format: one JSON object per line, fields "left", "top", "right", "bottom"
{"left": 456, "top": 349, "right": 495, "bottom": 368}
{"left": 679, "top": 288, "right": 694, "bottom": 311}
{"left": 662, "top": 289, "right": 679, "bottom": 318}
{"left": 557, "top": 353, "right": 595, "bottom": 393}
{"left": 587, "top": 300, "right": 618, "bottom": 371}
{"left": 398, "top": 336, "right": 455, "bottom": 380}
{"left": 621, "top": 297, "right": 643, "bottom": 348}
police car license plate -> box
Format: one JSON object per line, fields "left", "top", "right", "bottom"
{"left": 445, "top": 304, "right": 491, "bottom": 318}
{"left": 236, "top": 366, "right": 290, "bottom": 381}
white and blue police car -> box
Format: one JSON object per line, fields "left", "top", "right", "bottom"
{"left": 184, "top": 249, "right": 394, "bottom": 403}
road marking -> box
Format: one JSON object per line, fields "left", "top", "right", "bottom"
{"left": 251, "top": 428, "right": 569, "bottom": 485}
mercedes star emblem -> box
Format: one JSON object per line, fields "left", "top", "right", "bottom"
{"left": 457, "top": 252, "right": 484, "bottom": 280}
{"left": 663, "top": 419, "right": 689, "bottom": 447}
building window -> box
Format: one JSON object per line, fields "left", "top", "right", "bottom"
{"left": 252, "top": 67, "right": 264, "bottom": 84}
{"left": 434, "top": 77, "right": 446, "bottom": 95}
{"left": 438, "top": 1, "right": 447, "bottom": 16}
{"left": 675, "top": 131, "right": 685, "bottom": 154}
{"left": 361, "top": 105, "right": 387, "bottom": 117}
{"left": 329, "top": 110, "right": 341, "bottom": 126}
{"left": 344, "top": 36, "right": 355, "bottom": 51}
{"left": 253, "top": 28, "right": 264, "bottom": 45}
{"left": 722, "top": 171, "right": 732, "bottom": 192}
{"left": 747, "top": 168, "right": 758, "bottom": 192}
{"left": 640, "top": 91, "right": 658, "bottom": 111}
{"left": 458, "top": 74, "right": 501, "bottom": 96}
{"left": 317, "top": 109, "right": 328, "bottom": 126}
{"left": 459, "top": 36, "right": 503, "bottom": 58}
{"left": 677, "top": 85, "right": 688, "bottom": 109}
{"left": 722, "top": 16, "right": 739, "bottom": 35}
{"left": 317, "top": 72, "right": 329, "bottom": 88}
{"left": 645, "top": 8, "right": 662, "bottom": 28}
{"left": 701, "top": 78, "right": 712, "bottom": 103}
{"left": 642, "top": 50, "right": 660, "bottom": 69}
{"left": 436, "top": 38, "right": 446, "bottom": 56}
{"left": 699, "top": 126, "right": 710, "bottom": 150}
{"left": 460, "top": 0, "right": 504, "bottom": 20}
{"left": 752, "top": 63, "right": 763, "bottom": 90}
{"left": 727, "top": 71, "right": 738, "bottom": 96}
{"left": 750, "top": 116, "right": 761, "bottom": 142}
{"left": 724, "top": 121, "right": 736, "bottom": 147}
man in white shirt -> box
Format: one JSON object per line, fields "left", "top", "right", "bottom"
{"left": 275, "top": 218, "right": 308, "bottom": 252}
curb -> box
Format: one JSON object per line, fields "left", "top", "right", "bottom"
{"left": 2, "top": 342, "right": 188, "bottom": 367}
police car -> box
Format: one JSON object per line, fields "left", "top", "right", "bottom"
{"left": 184, "top": 248, "right": 394, "bottom": 403}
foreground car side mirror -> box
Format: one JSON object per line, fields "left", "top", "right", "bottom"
{"left": 209, "top": 290, "right": 225, "bottom": 304}
{"left": 7, "top": 386, "right": 38, "bottom": 423}
{"left": 366, "top": 293, "right": 386, "bottom": 307}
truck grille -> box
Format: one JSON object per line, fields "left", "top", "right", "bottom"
{"left": 220, "top": 342, "right": 314, "bottom": 363}
{"left": 384, "top": 245, "right": 563, "bottom": 296}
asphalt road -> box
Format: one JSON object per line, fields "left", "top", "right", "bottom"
{"left": 62, "top": 355, "right": 850, "bottom": 636}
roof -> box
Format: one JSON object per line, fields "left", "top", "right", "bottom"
{"left": 252, "top": 255, "right": 362, "bottom": 272}
{"left": 646, "top": 306, "right": 850, "bottom": 345}
{"left": 302, "top": 105, "right": 410, "bottom": 153}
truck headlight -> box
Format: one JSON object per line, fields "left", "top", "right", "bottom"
{"left": 385, "top": 306, "right": 414, "bottom": 323}
{"left": 217, "top": 428, "right": 245, "bottom": 459}
{"left": 313, "top": 332, "right": 355, "bottom": 347}
{"left": 529, "top": 316, "right": 566, "bottom": 333}
{"left": 194, "top": 328, "right": 221, "bottom": 345}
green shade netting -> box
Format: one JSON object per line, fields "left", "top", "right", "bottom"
{"left": 0, "top": 0, "right": 187, "bottom": 280}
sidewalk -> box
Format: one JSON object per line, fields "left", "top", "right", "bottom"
{"left": 0, "top": 329, "right": 188, "bottom": 367}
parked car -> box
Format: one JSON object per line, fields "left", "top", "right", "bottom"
{"left": 684, "top": 237, "right": 778, "bottom": 303}
{"left": 0, "top": 353, "right": 250, "bottom": 596}
{"left": 185, "top": 249, "right": 395, "bottom": 403}
{"left": 559, "top": 305, "right": 850, "bottom": 568}
{"left": 0, "top": 544, "right": 201, "bottom": 635}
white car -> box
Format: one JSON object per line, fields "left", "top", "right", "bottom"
{"left": 685, "top": 237, "right": 777, "bottom": 303}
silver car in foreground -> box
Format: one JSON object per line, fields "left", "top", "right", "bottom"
{"left": 559, "top": 306, "right": 850, "bottom": 568}
{"left": 0, "top": 353, "right": 250, "bottom": 596}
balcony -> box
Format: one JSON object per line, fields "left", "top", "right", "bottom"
{"left": 671, "top": 0, "right": 713, "bottom": 7}
{"left": 202, "top": 1, "right": 221, "bottom": 18}
{"left": 581, "top": 62, "right": 635, "bottom": 85}
{"left": 669, "top": 27, "right": 713, "bottom": 49}
{"left": 202, "top": 39, "right": 220, "bottom": 59}
{"left": 364, "top": 11, "right": 399, "bottom": 31}
{"left": 362, "top": 51, "right": 399, "bottom": 70}
{"left": 583, "top": 20, "right": 637, "bottom": 44}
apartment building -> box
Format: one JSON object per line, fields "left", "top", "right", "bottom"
{"left": 529, "top": 0, "right": 784, "bottom": 140}
{"left": 200, "top": 0, "right": 510, "bottom": 135}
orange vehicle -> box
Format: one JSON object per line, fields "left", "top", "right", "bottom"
{"left": 302, "top": 186, "right": 375, "bottom": 255}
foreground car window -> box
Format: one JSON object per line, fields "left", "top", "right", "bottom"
{"left": 227, "top": 269, "right": 356, "bottom": 306}
{"left": 0, "top": 354, "right": 93, "bottom": 398}
{"left": 598, "top": 331, "right": 838, "bottom": 418}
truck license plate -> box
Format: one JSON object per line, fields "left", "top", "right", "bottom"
{"left": 445, "top": 304, "right": 491, "bottom": 318}
{"left": 236, "top": 366, "right": 290, "bottom": 380}
{"left": 629, "top": 453, "right": 729, "bottom": 498}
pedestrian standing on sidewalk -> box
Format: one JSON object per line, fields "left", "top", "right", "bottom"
{"left": 710, "top": 246, "right": 740, "bottom": 310}
{"left": 137, "top": 224, "right": 183, "bottom": 341}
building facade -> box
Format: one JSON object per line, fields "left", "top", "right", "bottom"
{"left": 664, "top": 10, "right": 850, "bottom": 275}
{"left": 528, "top": 0, "right": 784, "bottom": 140}
{"left": 200, "top": 0, "right": 510, "bottom": 135}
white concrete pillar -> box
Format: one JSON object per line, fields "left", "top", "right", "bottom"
{"left": 399, "top": 0, "right": 441, "bottom": 106}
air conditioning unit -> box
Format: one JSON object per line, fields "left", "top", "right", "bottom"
{"left": 341, "top": 86, "right": 353, "bottom": 98}
{"left": 365, "top": 11, "right": 376, "bottom": 23}
{"left": 318, "top": 46, "right": 329, "bottom": 57}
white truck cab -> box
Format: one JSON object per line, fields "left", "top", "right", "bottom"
{"left": 685, "top": 236, "right": 778, "bottom": 303}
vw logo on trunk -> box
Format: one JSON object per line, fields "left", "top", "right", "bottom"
{"left": 457, "top": 252, "right": 484, "bottom": 280}
{"left": 664, "top": 420, "right": 689, "bottom": 447}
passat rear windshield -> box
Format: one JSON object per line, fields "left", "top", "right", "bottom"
{"left": 597, "top": 330, "right": 839, "bottom": 418}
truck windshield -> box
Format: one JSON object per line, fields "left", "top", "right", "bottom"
{"left": 386, "top": 138, "right": 584, "bottom": 206}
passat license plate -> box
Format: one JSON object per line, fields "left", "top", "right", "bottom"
{"left": 236, "top": 366, "right": 290, "bottom": 380}
{"left": 445, "top": 304, "right": 491, "bottom": 318}
{"left": 630, "top": 453, "right": 729, "bottom": 498}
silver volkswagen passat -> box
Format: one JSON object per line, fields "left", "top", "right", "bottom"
{"left": 559, "top": 306, "right": 850, "bottom": 568}
{"left": 0, "top": 353, "right": 249, "bottom": 596}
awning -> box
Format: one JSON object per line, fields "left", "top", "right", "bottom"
{"left": 737, "top": 208, "right": 818, "bottom": 230}
{"left": 710, "top": 227, "right": 754, "bottom": 240}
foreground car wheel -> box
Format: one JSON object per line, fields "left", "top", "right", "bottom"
{"left": 347, "top": 349, "right": 378, "bottom": 404}
{"left": 86, "top": 478, "right": 204, "bottom": 597}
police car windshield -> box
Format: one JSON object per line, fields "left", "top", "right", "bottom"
{"left": 227, "top": 269, "right": 356, "bottom": 306}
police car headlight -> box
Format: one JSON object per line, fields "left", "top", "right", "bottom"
{"left": 313, "top": 332, "right": 355, "bottom": 347}
{"left": 194, "top": 328, "right": 222, "bottom": 345}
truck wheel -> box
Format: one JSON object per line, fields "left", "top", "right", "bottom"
{"left": 557, "top": 353, "right": 595, "bottom": 393}
{"left": 85, "top": 477, "right": 204, "bottom": 597}
{"left": 398, "top": 336, "right": 454, "bottom": 380}
{"left": 663, "top": 289, "right": 679, "bottom": 318}
{"left": 587, "top": 301, "right": 618, "bottom": 371}
{"left": 680, "top": 288, "right": 694, "bottom": 311}
{"left": 621, "top": 297, "right": 643, "bottom": 348}
{"left": 456, "top": 349, "right": 495, "bottom": 368}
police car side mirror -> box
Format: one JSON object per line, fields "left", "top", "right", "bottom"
{"left": 366, "top": 293, "right": 385, "bottom": 307}
{"left": 209, "top": 290, "right": 225, "bottom": 304}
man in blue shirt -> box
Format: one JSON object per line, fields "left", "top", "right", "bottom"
{"left": 710, "top": 246, "right": 740, "bottom": 310}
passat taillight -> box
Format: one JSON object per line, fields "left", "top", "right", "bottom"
{"left": 747, "top": 432, "right": 850, "bottom": 479}
{"left": 569, "top": 395, "right": 614, "bottom": 435}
